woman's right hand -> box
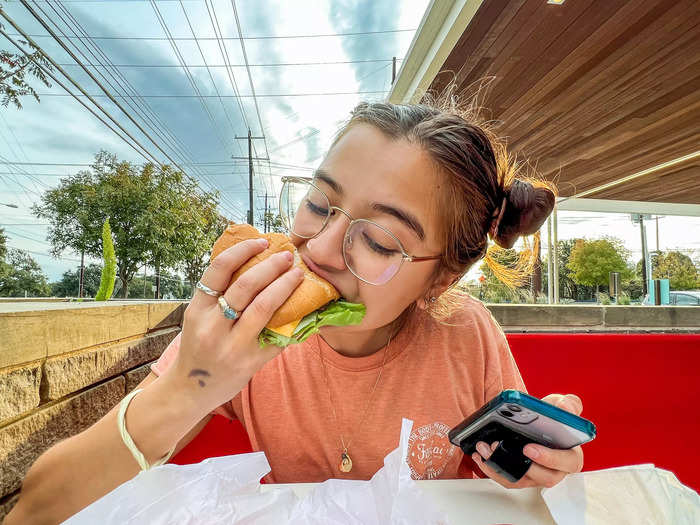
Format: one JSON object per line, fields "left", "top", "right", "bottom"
{"left": 164, "top": 237, "right": 304, "bottom": 414}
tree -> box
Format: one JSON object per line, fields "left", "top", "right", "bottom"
{"left": 33, "top": 151, "right": 222, "bottom": 297}
{"left": 127, "top": 269, "right": 192, "bottom": 299}
{"left": 0, "top": 6, "right": 54, "bottom": 110}
{"left": 0, "top": 226, "right": 7, "bottom": 261}
{"left": 50, "top": 264, "right": 102, "bottom": 297}
{"left": 653, "top": 251, "right": 698, "bottom": 290}
{"left": 177, "top": 193, "right": 228, "bottom": 289}
{"left": 568, "top": 237, "right": 631, "bottom": 294}
{"left": 543, "top": 239, "right": 597, "bottom": 301}
{"left": 95, "top": 218, "right": 117, "bottom": 301}
{"left": 257, "top": 212, "right": 286, "bottom": 234}
{"left": 479, "top": 249, "right": 525, "bottom": 303}
{"left": 0, "top": 248, "right": 50, "bottom": 297}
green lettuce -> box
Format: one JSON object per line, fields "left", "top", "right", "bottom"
{"left": 258, "top": 300, "right": 366, "bottom": 348}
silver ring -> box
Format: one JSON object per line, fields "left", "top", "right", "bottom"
{"left": 217, "top": 296, "right": 239, "bottom": 321}
{"left": 196, "top": 280, "right": 223, "bottom": 297}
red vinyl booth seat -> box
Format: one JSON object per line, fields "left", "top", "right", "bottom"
{"left": 171, "top": 333, "right": 700, "bottom": 491}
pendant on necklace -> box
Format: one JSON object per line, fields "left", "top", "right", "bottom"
{"left": 339, "top": 451, "right": 353, "bottom": 473}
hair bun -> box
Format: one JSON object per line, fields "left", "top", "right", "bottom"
{"left": 494, "top": 179, "right": 555, "bottom": 249}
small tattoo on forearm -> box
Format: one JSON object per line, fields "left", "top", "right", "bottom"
{"left": 188, "top": 369, "right": 211, "bottom": 387}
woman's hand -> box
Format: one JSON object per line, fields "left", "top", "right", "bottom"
{"left": 164, "top": 238, "right": 304, "bottom": 415}
{"left": 472, "top": 393, "right": 585, "bottom": 489}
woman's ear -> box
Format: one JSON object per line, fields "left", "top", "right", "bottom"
{"left": 417, "top": 269, "right": 460, "bottom": 310}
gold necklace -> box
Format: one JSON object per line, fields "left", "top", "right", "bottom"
{"left": 317, "top": 330, "right": 393, "bottom": 473}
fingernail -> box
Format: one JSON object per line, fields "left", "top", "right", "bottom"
{"left": 524, "top": 444, "right": 540, "bottom": 459}
{"left": 292, "top": 267, "right": 304, "bottom": 278}
{"left": 472, "top": 453, "right": 480, "bottom": 463}
{"left": 258, "top": 238, "right": 268, "bottom": 247}
{"left": 476, "top": 442, "right": 490, "bottom": 458}
{"left": 283, "top": 251, "right": 293, "bottom": 262}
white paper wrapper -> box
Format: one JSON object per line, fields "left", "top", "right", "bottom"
{"left": 542, "top": 464, "right": 700, "bottom": 525}
{"left": 64, "top": 419, "right": 447, "bottom": 525}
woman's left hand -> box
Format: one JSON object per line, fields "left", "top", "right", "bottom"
{"left": 472, "top": 393, "right": 585, "bottom": 489}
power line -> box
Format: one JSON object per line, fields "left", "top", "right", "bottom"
{"left": 204, "top": 0, "right": 249, "bottom": 131}
{"left": 231, "top": 0, "right": 271, "bottom": 196}
{"left": 6, "top": 28, "right": 416, "bottom": 41}
{"left": 3, "top": 3, "right": 245, "bottom": 220}
{"left": 54, "top": 0, "right": 244, "bottom": 219}
{"left": 33, "top": 90, "right": 391, "bottom": 98}
{"left": 1, "top": 11, "right": 158, "bottom": 164}
{"left": 54, "top": 58, "right": 402, "bottom": 68}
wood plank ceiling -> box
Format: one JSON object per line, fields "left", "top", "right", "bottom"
{"left": 428, "top": 0, "right": 700, "bottom": 204}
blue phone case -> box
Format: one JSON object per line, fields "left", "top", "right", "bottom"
{"left": 449, "top": 390, "right": 596, "bottom": 482}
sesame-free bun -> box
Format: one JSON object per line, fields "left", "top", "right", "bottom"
{"left": 210, "top": 223, "right": 340, "bottom": 328}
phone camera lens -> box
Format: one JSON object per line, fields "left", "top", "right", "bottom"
{"left": 507, "top": 404, "right": 522, "bottom": 412}
{"left": 499, "top": 410, "right": 513, "bottom": 418}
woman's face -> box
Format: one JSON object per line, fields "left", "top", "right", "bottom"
{"left": 295, "top": 123, "right": 446, "bottom": 332}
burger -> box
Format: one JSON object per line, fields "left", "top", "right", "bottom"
{"left": 210, "top": 223, "right": 366, "bottom": 347}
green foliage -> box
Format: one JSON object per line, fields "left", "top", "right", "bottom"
{"left": 126, "top": 270, "right": 192, "bottom": 299}
{"left": 597, "top": 292, "right": 611, "bottom": 305}
{"left": 480, "top": 249, "right": 525, "bottom": 303}
{"left": 0, "top": 248, "right": 50, "bottom": 297}
{"left": 50, "top": 263, "right": 102, "bottom": 297}
{"left": 617, "top": 292, "right": 631, "bottom": 305}
{"left": 0, "top": 226, "right": 6, "bottom": 261}
{"left": 33, "top": 151, "right": 223, "bottom": 297}
{"left": 257, "top": 212, "right": 286, "bottom": 234}
{"left": 0, "top": 10, "right": 54, "bottom": 109}
{"left": 95, "top": 218, "right": 116, "bottom": 301}
{"left": 653, "top": 251, "right": 698, "bottom": 290}
{"left": 176, "top": 193, "right": 228, "bottom": 288}
{"left": 568, "top": 237, "right": 630, "bottom": 290}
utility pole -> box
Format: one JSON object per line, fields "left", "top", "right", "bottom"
{"left": 263, "top": 193, "right": 269, "bottom": 232}
{"left": 633, "top": 214, "right": 651, "bottom": 295}
{"left": 233, "top": 131, "right": 267, "bottom": 226}
{"left": 78, "top": 250, "right": 85, "bottom": 298}
{"left": 392, "top": 56, "right": 397, "bottom": 84}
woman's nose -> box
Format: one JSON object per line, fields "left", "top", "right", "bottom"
{"left": 306, "top": 211, "right": 348, "bottom": 271}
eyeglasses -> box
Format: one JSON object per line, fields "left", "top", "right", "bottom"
{"left": 279, "top": 176, "right": 441, "bottom": 285}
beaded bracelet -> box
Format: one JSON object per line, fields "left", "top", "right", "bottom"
{"left": 117, "top": 388, "right": 175, "bottom": 471}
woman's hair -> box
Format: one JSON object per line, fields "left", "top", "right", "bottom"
{"left": 330, "top": 86, "right": 556, "bottom": 316}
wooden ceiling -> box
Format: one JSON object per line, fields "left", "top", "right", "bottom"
{"left": 429, "top": 0, "right": 700, "bottom": 204}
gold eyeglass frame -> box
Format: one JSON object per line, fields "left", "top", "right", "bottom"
{"left": 279, "top": 176, "right": 442, "bottom": 285}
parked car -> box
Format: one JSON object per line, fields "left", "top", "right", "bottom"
{"left": 642, "top": 291, "right": 700, "bottom": 306}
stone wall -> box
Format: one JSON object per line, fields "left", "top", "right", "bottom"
{"left": 0, "top": 301, "right": 185, "bottom": 521}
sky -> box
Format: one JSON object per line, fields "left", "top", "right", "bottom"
{"left": 0, "top": 0, "right": 698, "bottom": 284}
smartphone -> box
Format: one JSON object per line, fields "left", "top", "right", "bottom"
{"left": 448, "top": 390, "right": 596, "bottom": 482}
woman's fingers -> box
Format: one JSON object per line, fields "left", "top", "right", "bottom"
{"left": 473, "top": 440, "right": 583, "bottom": 489}
{"left": 523, "top": 443, "right": 584, "bottom": 473}
{"left": 193, "top": 239, "right": 268, "bottom": 305}
{"left": 224, "top": 250, "right": 295, "bottom": 312}
{"left": 471, "top": 450, "right": 536, "bottom": 489}
{"left": 235, "top": 266, "right": 305, "bottom": 337}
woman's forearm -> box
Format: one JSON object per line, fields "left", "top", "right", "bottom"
{"left": 5, "top": 373, "right": 208, "bottom": 525}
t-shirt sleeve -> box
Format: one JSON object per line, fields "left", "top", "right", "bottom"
{"left": 150, "top": 332, "right": 238, "bottom": 421}
{"left": 480, "top": 306, "right": 527, "bottom": 400}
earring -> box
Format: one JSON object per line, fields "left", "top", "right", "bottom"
{"left": 429, "top": 296, "right": 437, "bottom": 303}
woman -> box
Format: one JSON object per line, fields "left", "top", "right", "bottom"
{"left": 7, "top": 99, "right": 585, "bottom": 524}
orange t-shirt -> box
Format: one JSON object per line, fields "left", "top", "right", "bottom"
{"left": 151, "top": 294, "right": 525, "bottom": 483}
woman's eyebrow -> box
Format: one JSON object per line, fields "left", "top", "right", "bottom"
{"left": 372, "top": 203, "right": 425, "bottom": 241}
{"left": 313, "top": 169, "right": 342, "bottom": 194}
{"left": 313, "top": 168, "right": 425, "bottom": 240}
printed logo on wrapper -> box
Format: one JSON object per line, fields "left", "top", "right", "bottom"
{"left": 407, "top": 421, "right": 456, "bottom": 479}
